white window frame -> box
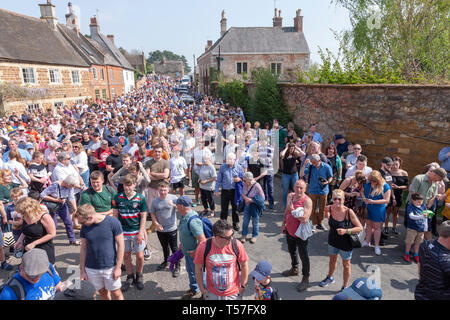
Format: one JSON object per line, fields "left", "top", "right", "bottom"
{"left": 102, "top": 89, "right": 107, "bottom": 99}
{"left": 93, "top": 67, "right": 98, "bottom": 80}
{"left": 111, "top": 88, "right": 116, "bottom": 98}
{"left": 71, "top": 70, "right": 81, "bottom": 84}
{"left": 22, "top": 67, "right": 36, "bottom": 84}
{"left": 271, "top": 62, "right": 282, "bottom": 75}
{"left": 48, "top": 69, "right": 62, "bottom": 84}
{"left": 110, "top": 69, "right": 114, "bottom": 81}
{"left": 27, "top": 103, "right": 40, "bottom": 112}
{"left": 100, "top": 69, "right": 104, "bottom": 80}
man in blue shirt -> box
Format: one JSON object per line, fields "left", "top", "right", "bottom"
{"left": 438, "top": 147, "right": 450, "bottom": 182}
{"left": 2, "top": 139, "right": 32, "bottom": 162}
{"left": 301, "top": 154, "right": 333, "bottom": 230}
{"left": 302, "top": 124, "right": 323, "bottom": 144}
{"left": 215, "top": 153, "right": 244, "bottom": 231}
{"left": 0, "top": 248, "right": 61, "bottom": 300}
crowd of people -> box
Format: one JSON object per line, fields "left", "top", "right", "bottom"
{"left": 0, "top": 74, "right": 448, "bottom": 301}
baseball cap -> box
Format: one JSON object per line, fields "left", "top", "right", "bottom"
{"left": 340, "top": 277, "right": 382, "bottom": 300}
{"left": 381, "top": 157, "right": 393, "bottom": 165}
{"left": 250, "top": 261, "right": 272, "bottom": 281}
{"left": 175, "top": 196, "right": 193, "bottom": 207}
{"left": 54, "top": 280, "right": 96, "bottom": 300}
{"left": 433, "top": 168, "right": 449, "bottom": 182}
{"left": 334, "top": 134, "right": 344, "bottom": 140}
{"left": 25, "top": 143, "right": 35, "bottom": 150}
{"left": 22, "top": 248, "right": 49, "bottom": 277}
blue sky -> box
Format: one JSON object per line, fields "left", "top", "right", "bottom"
{"left": 2, "top": 0, "right": 352, "bottom": 71}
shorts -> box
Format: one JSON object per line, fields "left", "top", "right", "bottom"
{"left": 124, "top": 233, "right": 147, "bottom": 253}
{"left": 405, "top": 228, "right": 424, "bottom": 245}
{"left": 171, "top": 181, "right": 184, "bottom": 190}
{"left": 85, "top": 267, "right": 122, "bottom": 292}
{"left": 328, "top": 245, "right": 353, "bottom": 260}
{"left": 192, "top": 170, "right": 200, "bottom": 189}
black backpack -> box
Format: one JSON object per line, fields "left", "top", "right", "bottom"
{"left": 202, "top": 238, "right": 240, "bottom": 272}
{"left": 0, "top": 267, "right": 54, "bottom": 300}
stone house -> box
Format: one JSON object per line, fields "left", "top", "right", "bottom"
{"left": 197, "top": 9, "right": 310, "bottom": 94}
{"left": 124, "top": 52, "right": 146, "bottom": 75}
{"left": 153, "top": 60, "right": 184, "bottom": 79}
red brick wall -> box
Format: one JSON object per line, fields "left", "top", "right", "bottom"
{"left": 280, "top": 83, "right": 450, "bottom": 178}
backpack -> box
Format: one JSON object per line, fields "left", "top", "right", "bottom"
{"left": 187, "top": 214, "right": 213, "bottom": 239}
{"left": 87, "top": 185, "right": 114, "bottom": 202}
{"left": 0, "top": 266, "right": 53, "bottom": 300}
{"left": 202, "top": 238, "right": 240, "bottom": 272}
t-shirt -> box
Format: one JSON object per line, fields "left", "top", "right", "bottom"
{"left": 199, "top": 165, "right": 217, "bottom": 191}
{"left": 0, "top": 183, "right": 20, "bottom": 202}
{"left": 95, "top": 147, "right": 111, "bottom": 169}
{"left": 144, "top": 158, "right": 170, "bottom": 189}
{"left": 79, "top": 186, "right": 116, "bottom": 213}
{"left": 304, "top": 162, "right": 333, "bottom": 195}
{"left": 112, "top": 192, "right": 147, "bottom": 236}
{"left": 192, "top": 147, "right": 213, "bottom": 174}
{"left": 106, "top": 153, "right": 123, "bottom": 173}
{"left": 170, "top": 157, "right": 187, "bottom": 183}
{"left": 0, "top": 263, "right": 61, "bottom": 300}
{"left": 150, "top": 195, "right": 178, "bottom": 233}
{"left": 80, "top": 215, "right": 123, "bottom": 270}
{"left": 363, "top": 182, "right": 390, "bottom": 219}
{"left": 179, "top": 210, "right": 204, "bottom": 254}
{"left": 194, "top": 239, "right": 248, "bottom": 297}
{"left": 27, "top": 163, "right": 48, "bottom": 179}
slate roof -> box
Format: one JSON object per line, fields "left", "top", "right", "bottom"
{"left": 200, "top": 26, "right": 310, "bottom": 60}
{"left": 0, "top": 8, "right": 89, "bottom": 67}
{"left": 90, "top": 33, "right": 134, "bottom": 70}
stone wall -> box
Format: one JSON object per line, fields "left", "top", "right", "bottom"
{"left": 281, "top": 83, "right": 450, "bottom": 178}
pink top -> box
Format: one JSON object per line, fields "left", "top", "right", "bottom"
{"left": 285, "top": 195, "right": 308, "bottom": 238}
{"left": 242, "top": 182, "right": 265, "bottom": 200}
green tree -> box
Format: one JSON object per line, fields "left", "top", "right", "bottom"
{"left": 147, "top": 50, "right": 191, "bottom": 73}
{"left": 332, "top": 0, "right": 450, "bottom": 83}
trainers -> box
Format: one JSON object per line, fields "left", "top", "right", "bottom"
{"left": 362, "top": 240, "right": 370, "bottom": 247}
{"left": 297, "top": 276, "right": 309, "bottom": 292}
{"left": 122, "top": 274, "right": 135, "bottom": 292}
{"left": 250, "top": 237, "right": 257, "bottom": 244}
{"left": 157, "top": 261, "right": 169, "bottom": 271}
{"left": 181, "top": 289, "right": 202, "bottom": 300}
{"left": 392, "top": 227, "right": 399, "bottom": 235}
{"left": 233, "top": 223, "right": 240, "bottom": 232}
{"left": 144, "top": 247, "right": 151, "bottom": 261}
{"left": 316, "top": 224, "right": 324, "bottom": 230}
{"left": 172, "top": 264, "right": 180, "bottom": 278}
{"left": 1, "top": 261, "right": 13, "bottom": 271}
{"left": 319, "top": 275, "right": 335, "bottom": 287}
{"left": 413, "top": 255, "right": 419, "bottom": 263}
{"left": 383, "top": 227, "right": 389, "bottom": 234}
{"left": 240, "top": 237, "right": 246, "bottom": 243}
{"left": 135, "top": 273, "right": 144, "bottom": 290}
{"left": 282, "top": 267, "right": 299, "bottom": 277}
{"left": 375, "top": 246, "right": 381, "bottom": 256}
{"left": 403, "top": 254, "right": 411, "bottom": 263}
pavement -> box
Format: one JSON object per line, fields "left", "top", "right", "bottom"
{"left": 0, "top": 175, "right": 423, "bottom": 300}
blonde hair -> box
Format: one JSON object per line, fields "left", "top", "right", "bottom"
{"left": 368, "top": 170, "right": 386, "bottom": 197}
{"left": 9, "top": 187, "right": 24, "bottom": 199}
{"left": 332, "top": 189, "right": 345, "bottom": 200}
{"left": 15, "top": 197, "right": 45, "bottom": 224}
{"left": 0, "top": 169, "right": 12, "bottom": 186}
{"left": 76, "top": 204, "right": 96, "bottom": 220}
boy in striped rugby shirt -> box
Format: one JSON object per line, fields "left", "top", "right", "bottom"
{"left": 112, "top": 174, "right": 148, "bottom": 291}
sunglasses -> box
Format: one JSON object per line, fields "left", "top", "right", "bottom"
{"left": 333, "top": 198, "right": 343, "bottom": 201}
{"left": 216, "top": 232, "right": 234, "bottom": 241}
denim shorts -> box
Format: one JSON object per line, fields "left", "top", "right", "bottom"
{"left": 328, "top": 244, "right": 353, "bottom": 260}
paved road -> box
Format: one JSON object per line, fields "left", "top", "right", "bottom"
{"left": 1, "top": 175, "right": 421, "bottom": 300}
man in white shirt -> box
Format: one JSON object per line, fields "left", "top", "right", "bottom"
{"left": 345, "top": 144, "right": 363, "bottom": 169}
{"left": 345, "top": 155, "right": 373, "bottom": 178}
{"left": 191, "top": 138, "right": 213, "bottom": 206}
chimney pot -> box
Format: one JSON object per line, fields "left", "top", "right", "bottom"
{"left": 107, "top": 34, "right": 115, "bottom": 44}
{"left": 294, "top": 9, "right": 303, "bottom": 32}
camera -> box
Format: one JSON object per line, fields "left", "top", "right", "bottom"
{"left": 319, "top": 177, "right": 327, "bottom": 184}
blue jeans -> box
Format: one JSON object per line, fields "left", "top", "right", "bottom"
{"left": 242, "top": 205, "right": 260, "bottom": 238}
{"left": 80, "top": 169, "right": 90, "bottom": 189}
{"left": 282, "top": 173, "right": 298, "bottom": 209}
{"left": 184, "top": 253, "right": 205, "bottom": 293}
{"left": 262, "top": 175, "right": 274, "bottom": 205}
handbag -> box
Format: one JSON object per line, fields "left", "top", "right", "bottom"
{"left": 2, "top": 224, "right": 15, "bottom": 248}
{"left": 237, "top": 183, "right": 256, "bottom": 213}
{"left": 294, "top": 220, "right": 313, "bottom": 241}
{"left": 42, "top": 183, "right": 63, "bottom": 214}
{"left": 345, "top": 209, "right": 362, "bottom": 249}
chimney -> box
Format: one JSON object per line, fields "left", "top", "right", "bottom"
{"left": 107, "top": 35, "right": 115, "bottom": 44}
{"left": 220, "top": 10, "right": 227, "bottom": 38}
{"left": 39, "top": 0, "right": 58, "bottom": 30}
{"left": 205, "top": 40, "right": 213, "bottom": 52}
{"left": 273, "top": 8, "right": 282, "bottom": 27}
{"left": 65, "top": 2, "right": 80, "bottom": 34}
{"left": 294, "top": 9, "right": 303, "bottom": 32}
{"left": 90, "top": 16, "right": 100, "bottom": 37}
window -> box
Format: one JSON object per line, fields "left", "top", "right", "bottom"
{"left": 102, "top": 89, "right": 107, "bottom": 99}
{"left": 271, "top": 63, "right": 282, "bottom": 75}
{"left": 100, "top": 69, "right": 104, "bottom": 80}
{"left": 110, "top": 69, "right": 114, "bottom": 81}
{"left": 54, "top": 102, "right": 64, "bottom": 108}
{"left": 111, "top": 88, "right": 116, "bottom": 98}
{"left": 95, "top": 89, "right": 100, "bottom": 100}
{"left": 49, "top": 69, "right": 61, "bottom": 84}
{"left": 27, "top": 103, "right": 40, "bottom": 112}
{"left": 71, "top": 70, "right": 81, "bottom": 84}
{"left": 22, "top": 68, "right": 36, "bottom": 84}
{"left": 93, "top": 68, "right": 98, "bottom": 80}
{"left": 236, "top": 62, "right": 247, "bottom": 75}
{"left": 75, "top": 99, "right": 83, "bottom": 105}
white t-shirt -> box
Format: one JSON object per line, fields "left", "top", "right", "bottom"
{"left": 70, "top": 151, "right": 89, "bottom": 174}
{"left": 170, "top": 156, "right": 187, "bottom": 183}
{"left": 183, "top": 137, "right": 196, "bottom": 164}
{"left": 345, "top": 165, "right": 373, "bottom": 179}
{"left": 192, "top": 147, "right": 213, "bottom": 174}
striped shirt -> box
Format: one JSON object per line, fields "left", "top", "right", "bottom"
{"left": 415, "top": 240, "right": 450, "bottom": 300}
{"left": 112, "top": 192, "right": 148, "bottom": 236}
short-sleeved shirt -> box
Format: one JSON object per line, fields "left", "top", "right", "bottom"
{"left": 0, "top": 183, "right": 20, "bottom": 202}
{"left": 144, "top": 158, "right": 170, "bottom": 189}
{"left": 106, "top": 153, "right": 123, "bottom": 173}
{"left": 170, "top": 157, "right": 187, "bottom": 183}
{"left": 179, "top": 210, "right": 204, "bottom": 254}
{"left": 79, "top": 186, "right": 116, "bottom": 213}
{"left": 304, "top": 162, "right": 333, "bottom": 195}
{"left": 80, "top": 215, "right": 123, "bottom": 270}
{"left": 150, "top": 195, "right": 178, "bottom": 232}
{"left": 194, "top": 239, "right": 248, "bottom": 297}
{"left": 0, "top": 263, "right": 61, "bottom": 300}
{"left": 112, "top": 192, "right": 148, "bottom": 237}
{"left": 407, "top": 174, "right": 439, "bottom": 204}
{"left": 41, "top": 182, "right": 75, "bottom": 201}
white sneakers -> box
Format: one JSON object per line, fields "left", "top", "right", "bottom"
{"left": 362, "top": 240, "right": 370, "bottom": 247}
{"left": 375, "top": 246, "right": 381, "bottom": 256}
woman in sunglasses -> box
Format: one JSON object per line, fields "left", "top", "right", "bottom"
{"left": 320, "top": 189, "right": 362, "bottom": 291}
